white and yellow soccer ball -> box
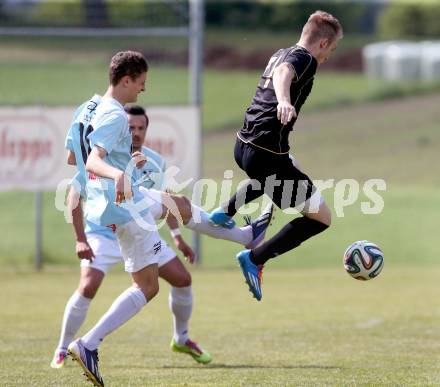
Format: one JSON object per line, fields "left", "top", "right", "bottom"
{"left": 343, "top": 240, "right": 384, "bottom": 281}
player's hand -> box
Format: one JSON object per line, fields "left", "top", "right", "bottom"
{"left": 132, "top": 151, "right": 147, "bottom": 169}
{"left": 76, "top": 240, "right": 95, "bottom": 261}
{"left": 277, "top": 101, "right": 297, "bottom": 125}
{"left": 114, "top": 171, "right": 132, "bottom": 204}
{"left": 174, "top": 235, "right": 196, "bottom": 264}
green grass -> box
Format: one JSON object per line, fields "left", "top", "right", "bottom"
{"left": 1, "top": 33, "right": 440, "bottom": 386}
{"left": 1, "top": 267, "right": 440, "bottom": 386}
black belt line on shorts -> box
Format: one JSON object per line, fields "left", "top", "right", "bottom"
{"left": 236, "top": 132, "right": 290, "bottom": 155}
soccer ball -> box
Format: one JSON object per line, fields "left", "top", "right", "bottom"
{"left": 343, "top": 240, "right": 384, "bottom": 281}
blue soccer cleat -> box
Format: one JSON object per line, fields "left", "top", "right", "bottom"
{"left": 245, "top": 202, "right": 274, "bottom": 249}
{"left": 68, "top": 339, "right": 104, "bottom": 387}
{"left": 209, "top": 207, "right": 236, "bottom": 229}
{"left": 237, "top": 250, "right": 263, "bottom": 301}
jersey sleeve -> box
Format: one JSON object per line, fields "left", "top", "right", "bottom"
{"left": 65, "top": 125, "right": 75, "bottom": 151}
{"left": 65, "top": 103, "right": 85, "bottom": 151}
{"left": 69, "top": 171, "right": 87, "bottom": 198}
{"left": 283, "top": 51, "right": 314, "bottom": 82}
{"left": 88, "top": 112, "right": 127, "bottom": 154}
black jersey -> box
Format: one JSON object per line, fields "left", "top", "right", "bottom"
{"left": 238, "top": 45, "right": 317, "bottom": 154}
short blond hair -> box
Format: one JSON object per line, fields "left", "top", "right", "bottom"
{"left": 301, "top": 10, "right": 343, "bottom": 43}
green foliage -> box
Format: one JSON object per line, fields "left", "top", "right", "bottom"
{"left": 205, "top": 1, "right": 378, "bottom": 34}
{"left": 106, "top": 0, "right": 186, "bottom": 28}
{"left": 33, "top": 0, "right": 84, "bottom": 27}
{"left": 379, "top": 2, "right": 440, "bottom": 38}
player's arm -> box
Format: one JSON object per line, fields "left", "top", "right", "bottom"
{"left": 273, "top": 62, "right": 297, "bottom": 125}
{"left": 166, "top": 215, "right": 196, "bottom": 264}
{"left": 67, "top": 150, "right": 76, "bottom": 166}
{"left": 67, "top": 186, "right": 95, "bottom": 260}
{"left": 86, "top": 146, "right": 132, "bottom": 203}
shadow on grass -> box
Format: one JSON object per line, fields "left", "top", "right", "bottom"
{"left": 160, "top": 364, "right": 343, "bottom": 370}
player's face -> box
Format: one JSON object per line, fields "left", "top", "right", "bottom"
{"left": 126, "top": 72, "right": 147, "bottom": 103}
{"left": 317, "top": 38, "right": 339, "bottom": 65}
{"left": 128, "top": 114, "right": 148, "bottom": 149}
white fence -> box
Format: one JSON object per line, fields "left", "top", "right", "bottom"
{"left": 0, "top": 106, "right": 200, "bottom": 191}
{"left": 363, "top": 41, "right": 440, "bottom": 81}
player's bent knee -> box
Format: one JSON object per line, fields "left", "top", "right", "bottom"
{"left": 174, "top": 272, "right": 192, "bottom": 288}
{"left": 173, "top": 194, "right": 192, "bottom": 224}
{"left": 180, "top": 195, "right": 193, "bottom": 224}
{"left": 78, "top": 269, "right": 104, "bottom": 299}
{"left": 78, "top": 281, "right": 100, "bottom": 299}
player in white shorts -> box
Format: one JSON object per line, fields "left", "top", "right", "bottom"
{"left": 54, "top": 53, "right": 272, "bottom": 386}
{"left": 52, "top": 103, "right": 271, "bottom": 369}
{"left": 61, "top": 51, "right": 176, "bottom": 387}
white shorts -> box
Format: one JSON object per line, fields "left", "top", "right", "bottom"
{"left": 82, "top": 233, "right": 176, "bottom": 274}
{"left": 138, "top": 187, "right": 164, "bottom": 220}
{"left": 81, "top": 234, "right": 122, "bottom": 274}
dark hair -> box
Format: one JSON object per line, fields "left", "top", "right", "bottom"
{"left": 124, "top": 104, "right": 149, "bottom": 127}
{"left": 109, "top": 51, "right": 148, "bottom": 86}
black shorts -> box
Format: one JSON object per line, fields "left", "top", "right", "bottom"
{"left": 234, "top": 138, "right": 317, "bottom": 210}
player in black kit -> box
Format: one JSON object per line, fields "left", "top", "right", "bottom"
{"left": 210, "top": 11, "right": 343, "bottom": 300}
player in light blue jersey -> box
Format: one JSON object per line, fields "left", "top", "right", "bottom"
{"left": 53, "top": 103, "right": 274, "bottom": 373}
{"left": 62, "top": 52, "right": 272, "bottom": 387}
{"left": 65, "top": 95, "right": 102, "bottom": 180}
{"left": 64, "top": 51, "right": 158, "bottom": 387}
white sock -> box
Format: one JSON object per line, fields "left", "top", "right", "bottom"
{"left": 56, "top": 291, "right": 91, "bottom": 352}
{"left": 169, "top": 286, "right": 193, "bottom": 345}
{"left": 81, "top": 286, "right": 147, "bottom": 350}
{"left": 186, "top": 205, "right": 252, "bottom": 245}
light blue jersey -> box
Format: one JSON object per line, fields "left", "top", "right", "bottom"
{"left": 70, "top": 144, "right": 165, "bottom": 240}
{"left": 85, "top": 97, "right": 149, "bottom": 226}
{"left": 70, "top": 172, "right": 116, "bottom": 240}
{"left": 65, "top": 95, "right": 102, "bottom": 181}
{"left": 134, "top": 146, "right": 167, "bottom": 190}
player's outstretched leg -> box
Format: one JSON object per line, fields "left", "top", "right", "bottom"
{"left": 209, "top": 177, "right": 266, "bottom": 228}
{"left": 208, "top": 207, "right": 236, "bottom": 229}
{"left": 68, "top": 338, "right": 104, "bottom": 387}
{"left": 160, "top": 192, "right": 273, "bottom": 248}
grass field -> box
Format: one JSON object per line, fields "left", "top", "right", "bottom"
{"left": 1, "top": 33, "right": 439, "bottom": 386}
{"left": 1, "top": 267, "right": 440, "bottom": 386}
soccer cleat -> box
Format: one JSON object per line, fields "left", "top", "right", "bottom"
{"left": 236, "top": 250, "right": 263, "bottom": 301}
{"left": 171, "top": 338, "right": 212, "bottom": 364}
{"left": 50, "top": 350, "right": 67, "bottom": 369}
{"left": 209, "top": 207, "right": 236, "bottom": 229}
{"left": 67, "top": 339, "right": 104, "bottom": 387}
{"left": 245, "top": 202, "right": 274, "bottom": 249}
